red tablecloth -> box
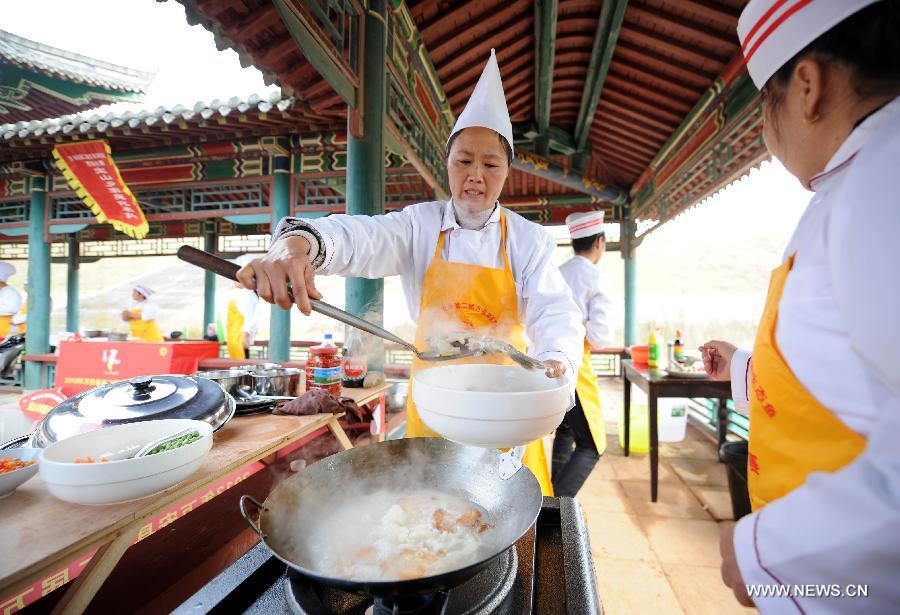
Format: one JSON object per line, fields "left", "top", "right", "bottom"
{"left": 54, "top": 340, "right": 220, "bottom": 393}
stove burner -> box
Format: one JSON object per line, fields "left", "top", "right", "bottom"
{"left": 285, "top": 547, "right": 518, "bottom": 615}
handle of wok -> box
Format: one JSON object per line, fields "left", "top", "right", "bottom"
{"left": 177, "top": 245, "right": 419, "bottom": 353}
{"left": 239, "top": 495, "right": 266, "bottom": 538}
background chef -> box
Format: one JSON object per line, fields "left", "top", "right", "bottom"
{"left": 0, "top": 262, "right": 22, "bottom": 340}
{"left": 217, "top": 254, "right": 261, "bottom": 359}
{"left": 699, "top": 0, "right": 900, "bottom": 611}
{"left": 121, "top": 284, "right": 164, "bottom": 342}
{"left": 239, "top": 50, "right": 585, "bottom": 496}
{"left": 552, "top": 211, "right": 611, "bottom": 497}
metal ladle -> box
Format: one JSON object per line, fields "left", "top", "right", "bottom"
{"left": 177, "top": 246, "right": 480, "bottom": 362}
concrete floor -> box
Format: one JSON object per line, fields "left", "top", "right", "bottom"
{"left": 577, "top": 379, "right": 756, "bottom": 615}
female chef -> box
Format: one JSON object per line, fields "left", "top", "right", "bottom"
{"left": 121, "top": 284, "right": 164, "bottom": 342}
{"left": 700, "top": 1, "right": 900, "bottom": 611}
{"left": 239, "top": 51, "right": 585, "bottom": 495}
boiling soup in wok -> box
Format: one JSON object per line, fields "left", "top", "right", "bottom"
{"left": 304, "top": 489, "right": 495, "bottom": 581}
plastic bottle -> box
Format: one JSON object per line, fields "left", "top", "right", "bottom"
{"left": 306, "top": 333, "right": 342, "bottom": 396}
{"left": 673, "top": 329, "right": 684, "bottom": 362}
{"left": 341, "top": 329, "right": 368, "bottom": 388}
{"left": 648, "top": 330, "right": 659, "bottom": 368}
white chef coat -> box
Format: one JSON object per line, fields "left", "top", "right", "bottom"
{"left": 128, "top": 298, "right": 159, "bottom": 321}
{"left": 0, "top": 286, "right": 22, "bottom": 317}
{"left": 730, "top": 96, "right": 900, "bottom": 614}
{"left": 219, "top": 287, "right": 261, "bottom": 337}
{"left": 558, "top": 255, "right": 613, "bottom": 349}
{"left": 274, "top": 200, "right": 586, "bottom": 378}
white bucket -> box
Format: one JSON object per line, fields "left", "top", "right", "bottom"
{"left": 658, "top": 399, "right": 688, "bottom": 442}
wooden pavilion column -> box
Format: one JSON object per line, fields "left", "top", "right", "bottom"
{"left": 345, "top": 0, "right": 387, "bottom": 369}
{"left": 203, "top": 231, "right": 217, "bottom": 337}
{"left": 269, "top": 154, "right": 292, "bottom": 361}
{"left": 66, "top": 235, "right": 79, "bottom": 333}
{"left": 25, "top": 177, "right": 51, "bottom": 389}
{"left": 622, "top": 217, "right": 637, "bottom": 347}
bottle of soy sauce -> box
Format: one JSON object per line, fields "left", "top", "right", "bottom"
{"left": 341, "top": 329, "right": 368, "bottom": 388}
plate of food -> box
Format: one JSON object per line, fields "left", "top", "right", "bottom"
{"left": 664, "top": 357, "right": 708, "bottom": 379}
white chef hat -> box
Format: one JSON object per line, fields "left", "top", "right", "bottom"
{"left": 0, "top": 262, "right": 15, "bottom": 283}
{"left": 448, "top": 49, "right": 514, "bottom": 157}
{"left": 738, "top": 0, "right": 882, "bottom": 88}
{"left": 133, "top": 284, "right": 154, "bottom": 298}
{"left": 566, "top": 212, "right": 605, "bottom": 240}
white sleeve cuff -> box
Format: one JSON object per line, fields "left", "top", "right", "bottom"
{"left": 731, "top": 348, "right": 752, "bottom": 416}
{"left": 276, "top": 228, "right": 320, "bottom": 265}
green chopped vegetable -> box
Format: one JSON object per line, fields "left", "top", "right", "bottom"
{"left": 147, "top": 431, "right": 202, "bottom": 455}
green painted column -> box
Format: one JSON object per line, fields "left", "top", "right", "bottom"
{"left": 346, "top": 0, "right": 387, "bottom": 369}
{"left": 24, "top": 179, "right": 50, "bottom": 389}
{"left": 203, "top": 231, "right": 217, "bottom": 336}
{"left": 66, "top": 235, "right": 79, "bottom": 332}
{"left": 622, "top": 218, "right": 637, "bottom": 347}
{"left": 269, "top": 155, "right": 292, "bottom": 361}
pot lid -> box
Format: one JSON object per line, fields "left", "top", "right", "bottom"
{"left": 33, "top": 374, "right": 230, "bottom": 447}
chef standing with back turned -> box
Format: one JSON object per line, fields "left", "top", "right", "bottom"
{"left": 553, "top": 211, "right": 611, "bottom": 497}
{"left": 239, "top": 50, "right": 585, "bottom": 496}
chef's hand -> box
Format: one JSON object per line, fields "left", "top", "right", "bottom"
{"left": 237, "top": 236, "right": 322, "bottom": 315}
{"left": 543, "top": 360, "right": 566, "bottom": 378}
{"left": 120, "top": 310, "right": 132, "bottom": 321}
{"left": 720, "top": 522, "right": 754, "bottom": 607}
{"left": 699, "top": 340, "right": 736, "bottom": 380}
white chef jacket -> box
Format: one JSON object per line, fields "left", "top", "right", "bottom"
{"left": 219, "top": 287, "right": 261, "bottom": 337}
{"left": 274, "top": 200, "right": 586, "bottom": 378}
{"left": 730, "top": 96, "right": 900, "bottom": 614}
{"left": 128, "top": 298, "right": 159, "bottom": 321}
{"left": 558, "top": 255, "right": 613, "bottom": 349}
{"left": 0, "top": 286, "right": 22, "bottom": 317}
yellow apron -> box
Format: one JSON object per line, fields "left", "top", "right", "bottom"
{"left": 748, "top": 254, "right": 866, "bottom": 510}
{"left": 0, "top": 315, "right": 11, "bottom": 339}
{"left": 405, "top": 212, "right": 554, "bottom": 496}
{"left": 15, "top": 304, "right": 26, "bottom": 335}
{"left": 575, "top": 339, "right": 607, "bottom": 455}
{"left": 128, "top": 307, "right": 164, "bottom": 342}
{"left": 225, "top": 298, "right": 246, "bottom": 359}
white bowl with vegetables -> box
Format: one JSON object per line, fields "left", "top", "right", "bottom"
{"left": 38, "top": 419, "right": 213, "bottom": 506}
{"left": 0, "top": 448, "right": 41, "bottom": 499}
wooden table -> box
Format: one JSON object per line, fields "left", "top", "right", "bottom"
{"left": 622, "top": 360, "right": 731, "bottom": 502}
{"left": 0, "top": 412, "right": 353, "bottom": 614}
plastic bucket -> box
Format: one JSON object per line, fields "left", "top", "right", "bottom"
{"left": 618, "top": 402, "right": 650, "bottom": 453}
{"left": 658, "top": 399, "right": 688, "bottom": 442}
{"left": 720, "top": 441, "right": 751, "bottom": 520}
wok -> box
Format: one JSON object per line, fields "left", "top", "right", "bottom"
{"left": 239, "top": 438, "right": 542, "bottom": 597}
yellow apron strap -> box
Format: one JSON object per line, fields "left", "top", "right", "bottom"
{"left": 225, "top": 299, "right": 246, "bottom": 359}
{"left": 0, "top": 315, "right": 11, "bottom": 338}
{"left": 576, "top": 340, "right": 607, "bottom": 455}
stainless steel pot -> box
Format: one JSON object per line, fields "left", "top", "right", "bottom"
{"left": 251, "top": 368, "right": 301, "bottom": 397}
{"left": 239, "top": 438, "right": 542, "bottom": 598}
{"left": 107, "top": 331, "right": 128, "bottom": 341}
{"left": 241, "top": 362, "right": 282, "bottom": 373}
{"left": 196, "top": 369, "right": 253, "bottom": 396}
{"left": 29, "top": 375, "right": 234, "bottom": 448}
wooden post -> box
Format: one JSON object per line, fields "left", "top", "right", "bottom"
{"left": 269, "top": 154, "right": 292, "bottom": 362}
{"left": 24, "top": 178, "right": 50, "bottom": 389}
{"left": 203, "top": 231, "right": 217, "bottom": 337}
{"left": 623, "top": 217, "right": 637, "bottom": 347}
{"left": 345, "top": 0, "right": 387, "bottom": 370}
{"left": 66, "top": 234, "right": 79, "bottom": 333}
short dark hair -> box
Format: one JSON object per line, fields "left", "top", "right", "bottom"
{"left": 572, "top": 232, "right": 605, "bottom": 253}
{"left": 763, "top": 1, "right": 900, "bottom": 108}
{"left": 445, "top": 129, "right": 513, "bottom": 166}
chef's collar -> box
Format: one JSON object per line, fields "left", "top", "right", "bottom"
{"left": 441, "top": 199, "right": 501, "bottom": 232}
{"left": 808, "top": 95, "right": 900, "bottom": 191}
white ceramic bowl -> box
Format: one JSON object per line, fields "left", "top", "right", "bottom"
{"left": 0, "top": 447, "right": 40, "bottom": 499}
{"left": 412, "top": 364, "right": 571, "bottom": 448}
{"left": 39, "top": 419, "right": 213, "bottom": 506}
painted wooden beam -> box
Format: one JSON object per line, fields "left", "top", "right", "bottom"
{"left": 512, "top": 150, "right": 627, "bottom": 205}
{"left": 574, "top": 0, "right": 629, "bottom": 152}
{"left": 271, "top": 0, "right": 357, "bottom": 106}
{"left": 534, "top": 0, "right": 558, "bottom": 156}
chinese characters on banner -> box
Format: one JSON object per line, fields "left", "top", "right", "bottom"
{"left": 51, "top": 140, "right": 149, "bottom": 239}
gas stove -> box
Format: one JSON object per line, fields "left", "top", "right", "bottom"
{"left": 174, "top": 497, "right": 600, "bottom": 614}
